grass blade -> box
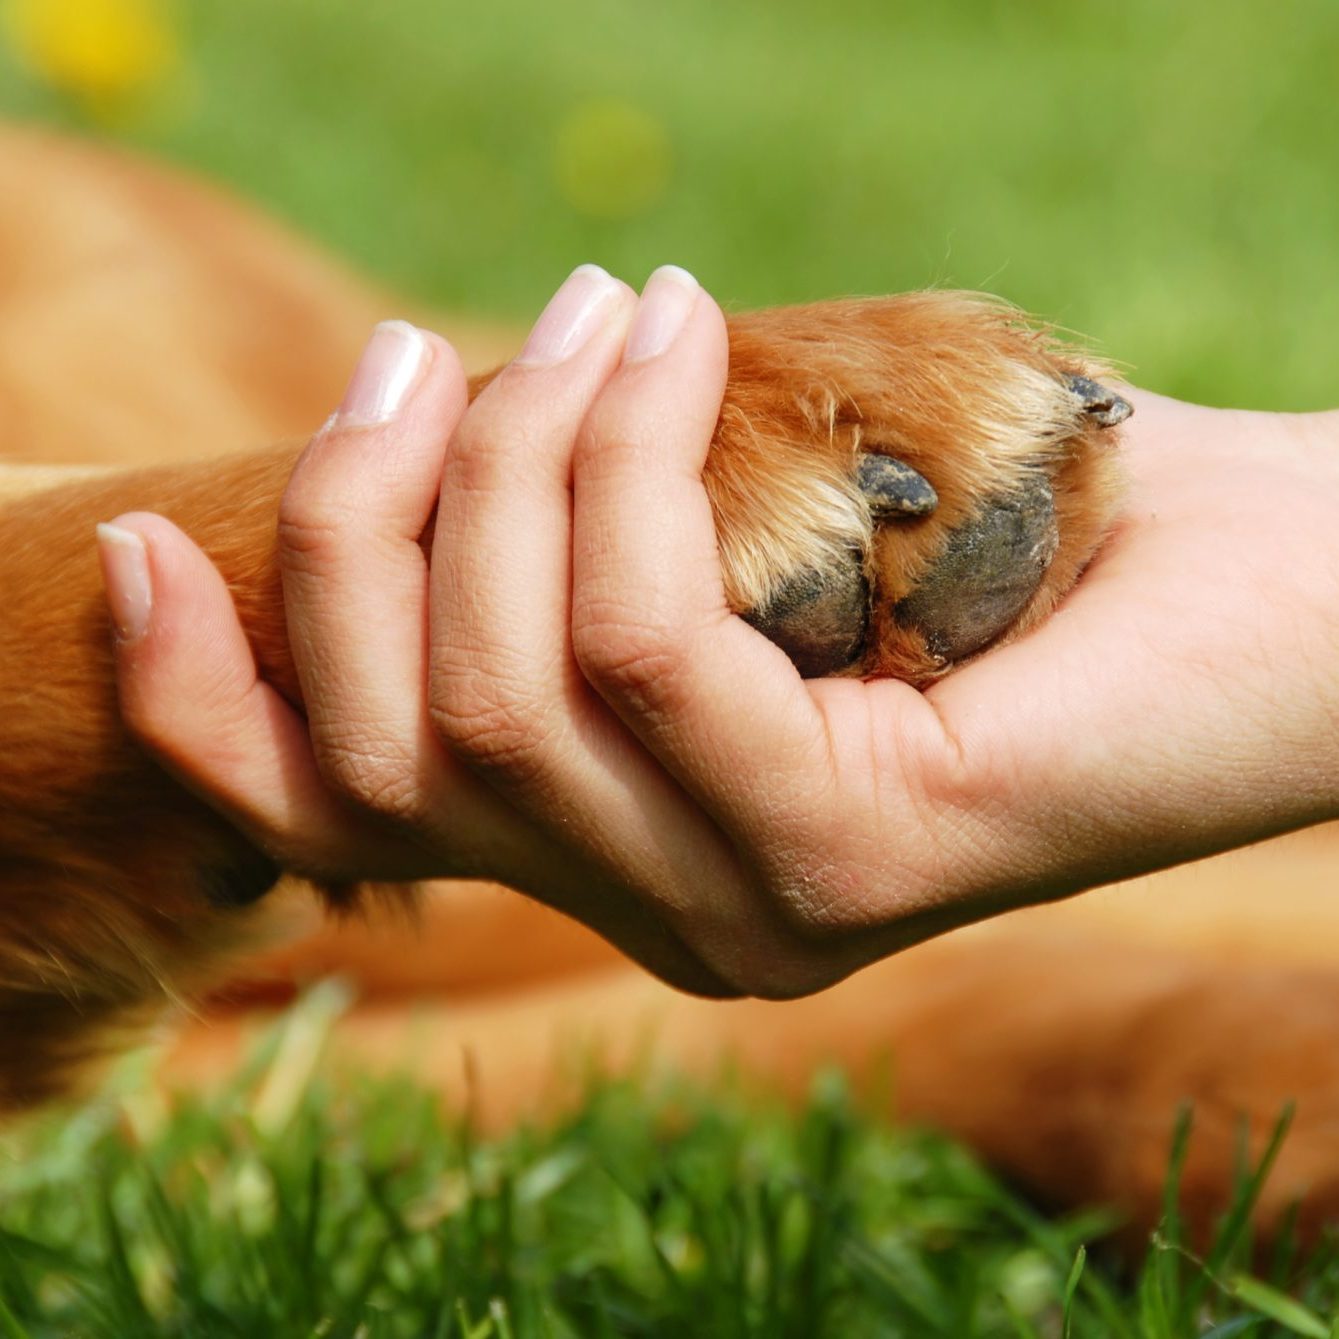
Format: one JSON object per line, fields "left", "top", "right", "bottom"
{"left": 1062, "top": 1245, "right": 1085, "bottom": 1339}
{"left": 1182, "top": 1104, "right": 1296, "bottom": 1322}
{"left": 1229, "top": 1273, "right": 1329, "bottom": 1338}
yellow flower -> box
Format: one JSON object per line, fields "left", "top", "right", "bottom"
{"left": 3, "top": 0, "right": 175, "bottom": 105}
{"left": 554, "top": 98, "right": 673, "bottom": 221}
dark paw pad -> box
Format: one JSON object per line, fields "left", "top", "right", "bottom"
{"left": 741, "top": 558, "right": 869, "bottom": 678}
{"left": 892, "top": 472, "right": 1057, "bottom": 664}
{"left": 741, "top": 450, "right": 937, "bottom": 676}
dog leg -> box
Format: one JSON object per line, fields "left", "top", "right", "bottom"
{"left": 0, "top": 293, "right": 1126, "bottom": 1107}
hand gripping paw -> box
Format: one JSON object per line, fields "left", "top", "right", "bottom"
{"left": 708, "top": 294, "right": 1131, "bottom": 684}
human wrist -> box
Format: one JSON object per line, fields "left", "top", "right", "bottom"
{"left": 1303, "top": 410, "right": 1339, "bottom": 819}
{"left": 1261, "top": 407, "right": 1339, "bottom": 822}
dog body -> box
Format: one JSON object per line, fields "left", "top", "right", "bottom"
{"left": 4, "top": 124, "right": 1339, "bottom": 1242}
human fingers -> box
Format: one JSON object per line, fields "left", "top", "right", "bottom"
{"left": 571, "top": 267, "right": 849, "bottom": 835}
{"left": 98, "top": 512, "right": 430, "bottom": 878}
{"left": 428, "top": 264, "right": 634, "bottom": 812}
{"left": 275, "top": 318, "right": 712, "bottom": 928}
{"left": 106, "top": 307, "right": 734, "bottom": 986}
{"left": 277, "top": 321, "right": 478, "bottom": 842}
{"left": 549, "top": 267, "right": 943, "bottom": 990}
{"left": 284, "top": 291, "right": 736, "bottom": 987}
{"left": 427, "top": 269, "right": 744, "bottom": 951}
{"left": 572, "top": 271, "right": 949, "bottom": 906}
{"left": 433, "top": 265, "right": 834, "bottom": 992}
{"left": 101, "top": 507, "right": 731, "bottom": 993}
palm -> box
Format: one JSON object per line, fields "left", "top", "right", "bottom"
{"left": 797, "top": 391, "right": 1339, "bottom": 937}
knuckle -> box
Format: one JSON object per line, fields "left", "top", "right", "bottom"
{"left": 775, "top": 899, "right": 880, "bottom": 952}
{"left": 444, "top": 405, "right": 531, "bottom": 497}
{"left": 277, "top": 485, "right": 358, "bottom": 568}
{"left": 678, "top": 899, "right": 852, "bottom": 1002}
{"left": 715, "top": 948, "right": 845, "bottom": 1002}
{"left": 571, "top": 605, "right": 682, "bottom": 707}
{"left": 755, "top": 841, "right": 950, "bottom": 973}
{"left": 770, "top": 863, "right": 876, "bottom": 940}
{"left": 428, "top": 672, "right": 550, "bottom": 787}
{"left": 314, "top": 733, "right": 423, "bottom": 827}
{"left": 574, "top": 406, "right": 639, "bottom": 466}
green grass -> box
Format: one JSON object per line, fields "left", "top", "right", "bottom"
{"left": 3, "top": 0, "right": 1339, "bottom": 408}
{"left": 0, "top": 996, "right": 1337, "bottom": 1337}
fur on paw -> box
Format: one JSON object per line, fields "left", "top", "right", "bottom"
{"left": 708, "top": 292, "right": 1130, "bottom": 684}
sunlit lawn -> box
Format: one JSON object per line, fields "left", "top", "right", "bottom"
{"left": 3, "top": 0, "right": 1338, "bottom": 408}
{"left": 0, "top": 997, "right": 1334, "bottom": 1337}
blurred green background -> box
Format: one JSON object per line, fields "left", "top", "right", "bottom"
{"left": 3, "top": 0, "right": 1338, "bottom": 409}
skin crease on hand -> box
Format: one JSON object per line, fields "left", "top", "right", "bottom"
{"left": 100, "top": 269, "right": 1339, "bottom": 1002}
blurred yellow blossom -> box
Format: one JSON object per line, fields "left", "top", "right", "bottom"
{"left": 3, "top": 0, "right": 176, "bottom": 110}
{"left": 554, "top": 97, "right": 672, "bottom": 221}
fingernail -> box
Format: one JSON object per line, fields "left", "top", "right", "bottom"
{"left": 623, "top": 265, "right": 700, "bottom": 364}
{"left": 96, "top": 522, "right": 152, "bottom": 642}
{"left": 515, "top": 264, "right": 623, "bottom": 366}
{"left": 335, "top": 320, "right": 428, "bottom": 426}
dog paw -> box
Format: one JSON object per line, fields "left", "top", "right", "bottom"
{"left": 707, "top": 293, "right": 1130, "bottom": 683}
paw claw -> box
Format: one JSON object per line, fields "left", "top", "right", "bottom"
{"left": 1064, "top": 374, "right": 1133, "bottom": 429}
{"left": 856, "top": 452, "right": 938, "bottom": 517}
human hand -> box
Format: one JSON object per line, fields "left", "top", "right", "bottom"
{"left": 100, "top": 266, "right": 1339, "bottom": 997}
{"left": 100, "top": 269, "right": 741, "bottom": 992}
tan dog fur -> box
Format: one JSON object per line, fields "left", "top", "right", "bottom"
{"left": 3, "top": 123, "right": 1337, "bottom": 1245}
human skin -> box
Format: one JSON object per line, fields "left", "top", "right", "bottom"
{"left": 99, "top": 265, "right": 1339, "bottom": 999}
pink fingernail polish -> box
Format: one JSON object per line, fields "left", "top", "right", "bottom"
{"left": 623, "top": 265, "right": 700, "bottom": 363}
{"left": 335, "top": 320, "right": 428, "bottom": 426}
{"left": 516, "top": 264, "right": 623, "bottom": 366}
{"left": 96, "top": 522, "right": 152, "bottom": 642}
